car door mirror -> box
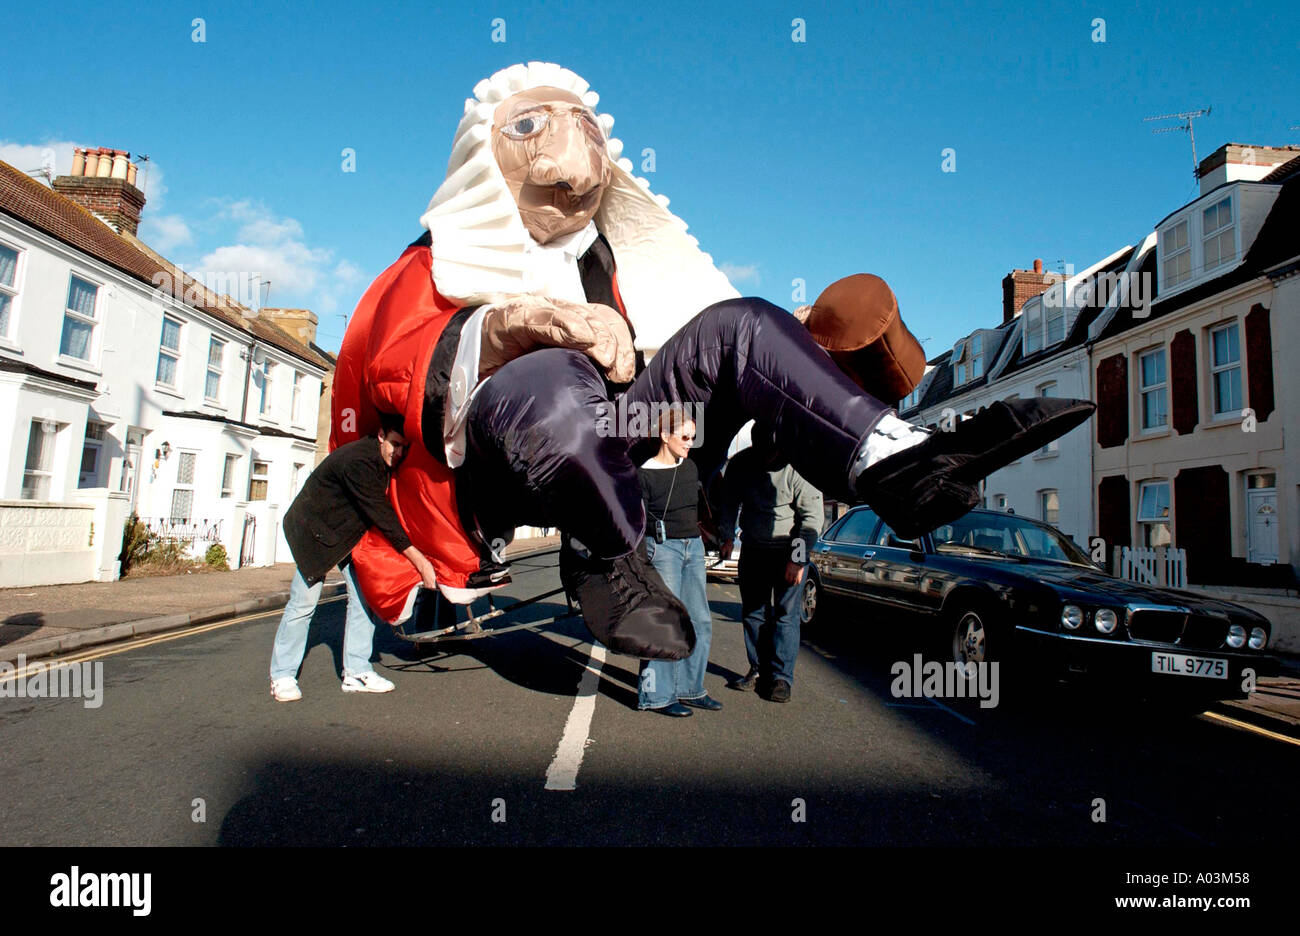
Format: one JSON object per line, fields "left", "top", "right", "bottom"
{"left": 886, "top": 534, "right": 919, "bottom": 551}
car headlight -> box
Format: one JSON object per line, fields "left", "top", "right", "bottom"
{"left": 1061, "top": 604, "right": 1083, "bottom": 630}
{"left": 1094, "top": 609, "right": 1118, "bottom": 634}
{"left": 1249, "top": 626, "right": 1268, "bottom": 650}
{"left": 1226, "top": 624, "right": 1246, "bottom": 649}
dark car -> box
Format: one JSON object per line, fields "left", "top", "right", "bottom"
{"left": 807, "top": 506, "right": 1274, "bottom": 694}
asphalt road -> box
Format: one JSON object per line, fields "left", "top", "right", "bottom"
{"left": 0, "top": 550, "right": 1295, "bottom": 847}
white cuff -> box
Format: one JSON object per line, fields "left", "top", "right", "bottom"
{"left": 849, "top": 413, "right": 931, "bottom": 486}
{"left": 444, "top": 304, "right": 492, "bottom": 468}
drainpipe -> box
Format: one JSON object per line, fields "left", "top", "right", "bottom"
{"left": 240, "top": 340, "right": 256, "bottom": 424}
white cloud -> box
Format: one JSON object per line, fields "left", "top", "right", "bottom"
{"left": 192, "top": 200, "right": 363, "bottom": 322}
{"left": 138, "top": 213, "right": 192, "bottom": 251}
{"left": 719, "top": 262, "right": 761, "bottom": 285}
{"left": 217, "top": 200, "right": 305, "bottom": 244}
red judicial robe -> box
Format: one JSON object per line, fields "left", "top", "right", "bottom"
{"left": 331, "top": 236, "right": 630, "bottom": 624}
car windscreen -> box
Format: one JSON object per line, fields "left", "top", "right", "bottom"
{"left": 931, "top": 513, "right": 1091, "bottom": 565}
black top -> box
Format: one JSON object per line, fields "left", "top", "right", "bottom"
{"left": 281, "top": 437, "right": 413, "bottom": 585}
{"left": 637, "top": 456, "right": 700, "bottom": 539}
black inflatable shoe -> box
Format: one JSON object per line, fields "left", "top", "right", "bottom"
{"left": 559, "top": 539, "right": 696, "bottom": 660}
{"left": 856, "top": 397, "right": 1096, "bottom": 540}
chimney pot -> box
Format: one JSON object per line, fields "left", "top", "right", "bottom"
{"left": 1033, "top": 258, "right": 1043, "bottom": 274}
{"left": 52, "top": 145, "right": 147, "bottom": 237}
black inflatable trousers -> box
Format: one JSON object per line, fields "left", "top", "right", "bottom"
{"left": 462, "top": 297, "right": 891, "bottom": 559}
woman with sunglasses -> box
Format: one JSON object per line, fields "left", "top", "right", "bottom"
{"left": 635, "top": 404, "right": 722, "bottom": 716}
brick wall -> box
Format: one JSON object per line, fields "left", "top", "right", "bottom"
{"left": 1002, "top": 268, "right": 1054, "bottom": 323}
{"left": 50, "top": 176, "right": 146, "bottom": 236}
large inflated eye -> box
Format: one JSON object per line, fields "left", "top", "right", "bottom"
{"left": 501, "top": 111, "right": 549, "bottom": 140}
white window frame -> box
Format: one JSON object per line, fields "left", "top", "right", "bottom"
{"left": 1201, "top": 196, "right": 1235, "bottom": 273}
{"left": 22, "top": 419, "right": 60, "bottom": 501}
{"left": 156, "top": 314, "right": 183, "bottom": 389}
{"left": 221, "top": 453, "right": 238, "bottom": 499}
{"left": 1161, "top": 219, "right": 1191, "bottom": 290}
{"left": 0, "top": 239, "right": 23, "bottom": 345}
{"left": 1138, "top": 347, "right": 1168, "bottom": 432}
{"left": 1036, "top": 381, "right": 1059, "bottom": 455}
{"left": 1137, "top": 480, "right": 1172, "bottom": 547}
{"left": 992, "top": 493, "right": 1008, "bottom": 511}
{"left": 290, "top": 461, "right": 305, "bottom": 497}
{"left": 1044, "top": 303, "right": 1065, "bottom": 346}
{"left": 59, "top": 273, "right": 102, "bottom": 366}
{"left": 78, "top": 420, "right": 107, "bottom": 489}
{"left": 171, "top": 451, "right": 197, "bottom": 523}
{"left": 1023, "top": 305, "right": 1043, "bottom": 355}
{"left": 248, "top": 460, "right": 270, "bottom": 501}
{"left": 260, "top": 360, "right": 277, "bottom": 417}
{"left": 1039, "top": 489, "right": 1060, "bottom": 526}
{"left": 1209, "top": 321, "right": 1243, "bottom": 420}
{"left": 953, "top": 334, "right": 983, "bottom": 386}
{"left": 205, "top": 336, "right": 226, "bottom": 404}
{"left": 291, "top": 371, "right": 304, "bottom": 425}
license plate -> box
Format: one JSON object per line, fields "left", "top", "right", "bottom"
{"left": 1151, "top": 652, "right": 1228, "bottom": 679}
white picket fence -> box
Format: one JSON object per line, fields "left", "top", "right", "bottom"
{"left": 1113, "top": 545, "right": 1187, "bottom": 588}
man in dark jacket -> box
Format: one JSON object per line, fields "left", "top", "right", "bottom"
{"left": 718, "top": 436, "right": 824, "bottom": 703}
{"left": 269, "top": 414, "right": 437, "bottom": 701}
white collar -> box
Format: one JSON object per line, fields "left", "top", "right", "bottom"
{"left": 526, "top": 221, "right": 599, "bottom": 262}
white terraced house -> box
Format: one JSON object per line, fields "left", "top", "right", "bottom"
{"left": 0, "top": 147, "right": 333, "bottom": 587}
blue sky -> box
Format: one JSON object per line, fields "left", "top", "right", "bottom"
{"left": 3, "top": 0, "right": 1297, "bottom": 353}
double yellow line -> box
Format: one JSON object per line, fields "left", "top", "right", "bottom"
{"left": 1200, "top": 709, "right": 1300, "bottom": 748}
{"left": 0, "top": 594, "right": 346, "bottom": 684}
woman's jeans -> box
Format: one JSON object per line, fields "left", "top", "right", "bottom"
{"left": 269, "top": 561, "right": 380, "bottom": 681}
{"left": 638, "top": 536, "right": 713, "bottom": 709}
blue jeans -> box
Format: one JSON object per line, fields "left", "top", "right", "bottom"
{"left": 738, "top": 543, "right": 802, "bottom": 685}
{"left": 638, "top": 536, "right": 713, "bottom": 709}
{"left": 269, "top": 561, "right": 380, "bottom": 681}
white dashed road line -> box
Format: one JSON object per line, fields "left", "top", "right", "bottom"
{"left": 544, "top": 640, "right": 608, "bottom": 791}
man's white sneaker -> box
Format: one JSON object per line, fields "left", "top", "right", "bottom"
{"left": 341, "top": 671, "right": 395, "bottom": 693}
{"left": 270, "top": 677, "right": 302, "bottom": 702}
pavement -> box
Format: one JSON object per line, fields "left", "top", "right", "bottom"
{"left": 0, "top": 535, "right": 561, "bottom": 665}
{"left": 2, "top": 531, "right": 1299, "bottom": 742}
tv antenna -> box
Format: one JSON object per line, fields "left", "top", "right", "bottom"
{"left": 1144, "top": 108, "right": 1211, "bottom": 181}
{"left": 133, "top": 153, "right": 150, "bottom": 195}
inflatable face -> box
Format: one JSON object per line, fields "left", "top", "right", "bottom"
{"left": 490, "top": 87, "right": 612, "bottom": 244}
{"left": 420, "top": 61, "right": 739, "bottom": 353}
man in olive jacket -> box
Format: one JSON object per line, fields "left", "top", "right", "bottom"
{"left": 269, "top": 414, "right": 437, "bottom": 701}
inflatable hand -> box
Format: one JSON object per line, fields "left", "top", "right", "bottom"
{"left": 478, "top": 295, "right": 636, "bottom": 382}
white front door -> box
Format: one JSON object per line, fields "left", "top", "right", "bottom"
{"left": 121, "top": 430, "right": 144, "bottom": 511}
{"left": 1246, "top": 489, "right": 1279, "bottom": 565}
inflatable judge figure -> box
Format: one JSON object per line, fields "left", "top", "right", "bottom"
{"left": 331, "top": 61, "right": 1095, "bottom": 659}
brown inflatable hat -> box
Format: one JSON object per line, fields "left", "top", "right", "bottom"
{"left": 804, "top": 273, "right": 926, "bottom": 404}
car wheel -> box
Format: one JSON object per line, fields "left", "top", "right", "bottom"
{"left": 950, "top": 603, "right": 995, "bottom": 667}
{"left": 798, "top": 573, "right": 818, "bottom": 626}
